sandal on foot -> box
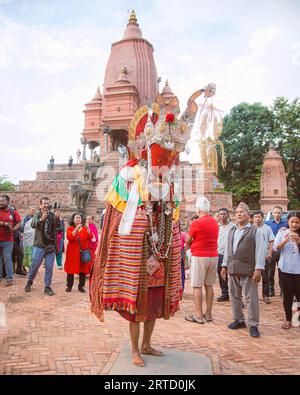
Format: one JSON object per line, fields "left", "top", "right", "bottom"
{"left": 281, "top": 321, "right": 292, "bottom": 330}
{"left": 203, "top": 313, "right": 213, "bottom": 322}
{"left": 184, "top": 314, "right": 205, "bottom": 324}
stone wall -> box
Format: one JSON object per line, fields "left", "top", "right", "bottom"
{"left": 2, "top": 159, "right": 233, "bottom": 227}
{"left": 36, "top": 170, "right": 83, "bottom": 181}
{"left": 179, "top": 191, "right": 233, "bottom": 230}
{"left": 19, "top": 180, "right": 72, "bottom": 193}
{"left": 6, "top": 191, "right": 72, "bottom": 217}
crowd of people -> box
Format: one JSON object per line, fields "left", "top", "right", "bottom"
{"left": 182, "top": 198, "right": 300, "bottom": 336}
{"left": 0, "top": 195, "right": 98, "bottom": 296}
{"left": 1, "top": 193, "right": 299, "bottom": 336}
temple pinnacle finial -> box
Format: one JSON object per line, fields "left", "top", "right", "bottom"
{"left": 162, "top": 79, "right": 174, "bottom": 96}
{"left": 92, "top": 85, "right": 102, "bottom": 101}
{"left": 129, "top": 9, "right": 137, "bottom": 24}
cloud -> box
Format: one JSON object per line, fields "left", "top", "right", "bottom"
{"left": 0, "top": 14, "right": 109, "bottom": 74}
{"left": 0, "top": 114, "right": 28, "bottom": 131}
{"left": 0, "top": 83, "right": 99, "bottom": 182}
{"left": 249, "top": 26, "right": 283, "bottom": 55}
{"left": 24, "top": 83, "right": 90, "bottom": 142}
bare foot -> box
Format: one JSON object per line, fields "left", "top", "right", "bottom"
{"left": 132, "top": 351, "right": 145, "bottom": 367}
{"left": 141, "top": 346, "right": 165, "bottom": 356}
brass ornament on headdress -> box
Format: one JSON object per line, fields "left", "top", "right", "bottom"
{"left": 128, "top": 98, "right": 200, "bottom": 158}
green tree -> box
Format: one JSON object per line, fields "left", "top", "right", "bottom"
{"left": 217, "top": 102, "right": 274, "bottom": 207}
{"left": 270, "top": 97, "right": 300, "bottom": 208}
{"left": 0, "top": 175, "right": 16, "bottom": 191}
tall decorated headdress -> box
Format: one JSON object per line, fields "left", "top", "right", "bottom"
{"left": 128, "top": 83, "right": 217, "bottom": 162}
{"left": 113, "top": 83, "right": 216, "bottom": 237}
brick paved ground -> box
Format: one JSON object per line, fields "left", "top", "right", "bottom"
{"left": 0, "top": 268, "right": 299, "bottom": 375}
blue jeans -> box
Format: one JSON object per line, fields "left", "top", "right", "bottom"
{"left": 0, "top": 241, "right": 14, "bottom": 280}
{"left": 28, "top": 247, "right": 55, "bottom": 287}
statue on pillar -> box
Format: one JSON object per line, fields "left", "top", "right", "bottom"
{"left": 68, "top": 156, "right": 73, "bottom": 168}
{"left": 77, "top": 149, "right": 81, "bottom": 163}
{"left": 48, "top": 156, "right": 54, "bottom": 170}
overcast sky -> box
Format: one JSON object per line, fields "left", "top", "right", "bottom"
{"left": 0, "top": 0, "right": 299, "bottom": 183}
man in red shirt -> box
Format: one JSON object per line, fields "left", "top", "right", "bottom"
{"left": 0, "top": 195, "right": 21, "bottom": 286}
{"left": 184, "top": 197, "right": 219, "bottom": 324}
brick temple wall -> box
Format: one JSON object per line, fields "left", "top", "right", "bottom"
{"left": 36, "top": 170, "right": 83, "bottom": 181}
{"left": 179, "top": 192, "right": 233, "bottom": 231}
{"left": 7, "top": 191, "right": 72, "bottom": 217}
{"left": 19, "top": 180, "right": 71, "bottom": 193}
{"left": 2, "top": 160, "right": 233, "bottom": 226}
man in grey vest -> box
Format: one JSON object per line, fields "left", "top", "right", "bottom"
{"left": 221, "top": 202, "right": 265, "bottom": 337}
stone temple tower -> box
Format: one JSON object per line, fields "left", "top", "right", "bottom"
{"left": 260, "top": 147, "right": 289, "bottom": 212}
{"left": 82, "top": 10, "right": 159, "bottom": 155}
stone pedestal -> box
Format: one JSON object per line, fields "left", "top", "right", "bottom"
{"left": 109, "top": 344, "right": 213, "bottom": 375}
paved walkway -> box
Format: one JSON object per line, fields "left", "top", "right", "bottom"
{"left": 0, "top": 268, "right": 299, "bottom": 375}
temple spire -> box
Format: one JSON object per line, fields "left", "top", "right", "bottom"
{"left": 116, "top": 66, "right": 130, "bottom": 85}
{"left": 92, "top": 86, "right": 102, "bottom": 102}
{"left": 123, "top": 9, "right": 142, "bottom": 39}
{"left": 129, "top": 9, "right": 137, "bottom": 24}
{"left": 162, "top": 79, "right": 174, "bottom": 96}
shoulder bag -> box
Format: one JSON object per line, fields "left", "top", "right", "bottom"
{"left": 77, "top": 235, "right": 92, "bottom": 263}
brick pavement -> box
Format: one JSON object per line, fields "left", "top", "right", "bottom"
{"left": 0, "top": 268, "right": 299, "bottom": 375}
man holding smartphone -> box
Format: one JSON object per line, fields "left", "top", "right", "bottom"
{"left": 24, "top": 197, "right": 61, "bottom": 296}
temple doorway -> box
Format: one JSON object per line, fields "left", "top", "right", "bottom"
{"left": 109, "top": 130, "right": 128, "bottom": 151}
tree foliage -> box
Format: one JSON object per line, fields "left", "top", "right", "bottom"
{"left": 271, "top": 97, "right": 300, "bottom": 207}
{"left": 0, "top": 175, "right": 16, "bottom": 192}
{"left": 218, "top": 98, "right": 300, "bottom": 208}
{"left": 218, "top": 102, "right": 274, "bottom": 207}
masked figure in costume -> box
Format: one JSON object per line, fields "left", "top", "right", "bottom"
{"left": 90, "top": 84, "right": 216, "bottom": 367}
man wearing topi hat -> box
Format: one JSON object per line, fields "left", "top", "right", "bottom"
{"left": 221, "top": 202, "right": 266, "bottom": 337}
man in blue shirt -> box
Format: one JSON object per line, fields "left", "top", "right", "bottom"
{"left": 265, "top": 206, "right": 288, "bottom": 296}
